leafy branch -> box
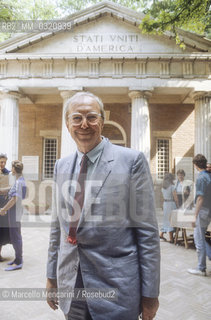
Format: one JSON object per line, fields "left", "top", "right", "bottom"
{"left": 140, "top": 0, "right": 211, "bottom": 46}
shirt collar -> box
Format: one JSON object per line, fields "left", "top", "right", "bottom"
{"left": 77, "top": 136, "right": 106, "bottom": 164}
{"left": 199, "top": 170, "right": 206, "bottom": 175}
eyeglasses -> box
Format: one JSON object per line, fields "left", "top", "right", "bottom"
{"left": 68, "top": 112, "right": 103, "bottom": 126}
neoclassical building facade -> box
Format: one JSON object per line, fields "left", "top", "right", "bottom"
{"left": 0, "top": 1, "right": 210, "bottom": 210}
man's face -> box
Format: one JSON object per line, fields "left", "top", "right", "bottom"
{"left": 177, "top": 173, "right": 185, "bottom": 182}
{"left": 66, "top": 95, "right": 104, "bottom": 153}
{"left": 0, "top": 158, "right": 7, "bottom": 170}
{"left": 207, "top": 163, "right": 211, "bottom": 172}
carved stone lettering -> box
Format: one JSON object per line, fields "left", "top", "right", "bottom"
{"left": 72, "top": 33, "right": 140, "bottom": 53}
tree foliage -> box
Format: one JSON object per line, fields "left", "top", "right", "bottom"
{"left": 0, "top": 0, "right": 210, "bottom": 44}
{"left": 0, "top": 0, "right": 60, "bottom": 41}
{"left": 0, "top": 0, "right": 60, "bottom": 20}
{"left": 0, "top": 0, "right": 148, "bottom": 42}
{"left": 57, "top": 0, "right": 148, "bottom": 15}
{"left": 140, "top": 0, "right": 211, "bottom": 44}
{"left": 0, "top": 0, "right": 15, "bottom": 20}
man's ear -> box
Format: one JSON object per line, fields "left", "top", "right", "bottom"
{"left": 101, "top": 120, "right": 104, "bottom": 130}
{"left": 66, "top": 120, "right": 70, "bottom": 132}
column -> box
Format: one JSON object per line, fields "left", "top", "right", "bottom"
{"left": 129, "top": 90, "right": 151, "bottom": 163}
{"left": 0, "top": 91, "right": 21, "bottom": 169}
{"left": 193, "top": 91, "right": 211, "bottom": 161}
{"left": 59, "top": 88, "right": 82, "bottom": 158}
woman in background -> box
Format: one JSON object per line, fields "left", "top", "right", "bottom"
{"left": 0, "top": 160, "right": 26, "bottom": 271}
{"left": 174, "top": 169, "right": 191, "bottom": 208}
{"left": 160, "top": 173, "right": 177, "bottom": 243}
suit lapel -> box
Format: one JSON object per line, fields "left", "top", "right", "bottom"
{"left": 65, "top": 154, "right": 77, "bottom": 177}
{"left": 61, "top": 153, "right": 77, "bottom": 217}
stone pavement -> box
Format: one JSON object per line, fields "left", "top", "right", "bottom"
{"left": 0, "top": 213, "right": 211, "bottom": 320}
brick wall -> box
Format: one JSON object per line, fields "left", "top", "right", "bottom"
{"left": 149, "top": 103, "right": 194, "bottom": 208}
{"left": 19, "top": 103, "right": 62, "bottom": 212}
{"left": 19, "top": 103, "right": 62, "bottom": 173}
{"left": 150, "top": 103, "right": 194, "bottom": 176}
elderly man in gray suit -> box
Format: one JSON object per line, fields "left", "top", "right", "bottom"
{"left": 46, "top": 91, "right": 160, "bottom": 320}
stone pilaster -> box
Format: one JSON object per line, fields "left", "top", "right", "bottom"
{"left": 193, "top": 91, "right": 211, "bottom": 161}
{"left": 0, "top": 91, "right": 21, "bottom": 169}
{"left": 59, "top": 88, "right": 82, "bottom": 158}
{"left": 128, "top": 90, "right": 151, "bottom": 163}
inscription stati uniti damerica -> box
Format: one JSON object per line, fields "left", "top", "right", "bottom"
{"left": 72, "top": 33, "right": 140, "bottom": 53}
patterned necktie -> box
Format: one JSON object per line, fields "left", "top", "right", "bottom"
{"left": 67, "top": 154, "right": 88, "bottom": 245}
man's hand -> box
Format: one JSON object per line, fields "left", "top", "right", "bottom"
{"left": 46, "top": 278, "right": 59, "bottom": 310}
{"left": 141, "top": 296, "right": 159, "bottom": 320}
{"left": 192, "top": 221, "right": 196, "bottom": 228}
{"left": 0, "top": 209, "right": 6, "bottom": 216}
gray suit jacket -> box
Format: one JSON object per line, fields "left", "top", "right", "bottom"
{"left": 47, "top": 139, "right": 160, "bottom": 319}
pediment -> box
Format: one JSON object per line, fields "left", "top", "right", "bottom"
{"left": 0, "top": 1, "right": 210, "bottom": 56}
{"left": 14, "top": 17, "right": 192, "bottom": 55}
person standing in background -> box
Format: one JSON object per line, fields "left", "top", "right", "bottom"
{"left": 0, "top": 160, "right": 26, "bottom": 271}
{"left": 174, "top": 169, "right": 191, "bottom": 208}
{"left": 188, "top": 154, "right": 211, "bottom": 276}
{"left": 0, "top": 153, "right": 11, "bottom": 262}
{"left": 160, "top": 173, "right": 177, "bottom": 243}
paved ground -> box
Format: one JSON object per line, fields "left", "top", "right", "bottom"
{"left": 0, "top": 212, "right": 211, "bottom": 320}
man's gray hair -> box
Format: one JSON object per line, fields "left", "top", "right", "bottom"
{"left": 64, "top": 91, "right": 105, "bottom": 123}
{"left": 0, "top": 153, "right": 7, "bottom": 159}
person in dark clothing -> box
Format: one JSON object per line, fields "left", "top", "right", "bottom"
{"left": 0, "top": 160, "right": 26, "bottom": 271}
{"left": 188, "top": 154, "right": 211, "bottom": 276}
{"left": 0, "top": 153, "right": 11, "bottom": 261}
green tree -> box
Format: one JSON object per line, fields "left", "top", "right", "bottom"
{"left": 0, "top": 0, "right": 148, "bottom": 42}
{"left": 0, "top": 0, "right": 15, "bottom": 20}
{"left": 0, "top": 0, "right": 210, "bottom": 44}
{"left": 140, "top": 0, "right": 211, "bottom": 45}
{"left": 57, "top": 0, "right": 149, "bottom": 15}
{"left": 0, "top": 0, "right": 60, "bottom": 20}
{"left": 0, "top": 0, "right": 60, "bottom": 41}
